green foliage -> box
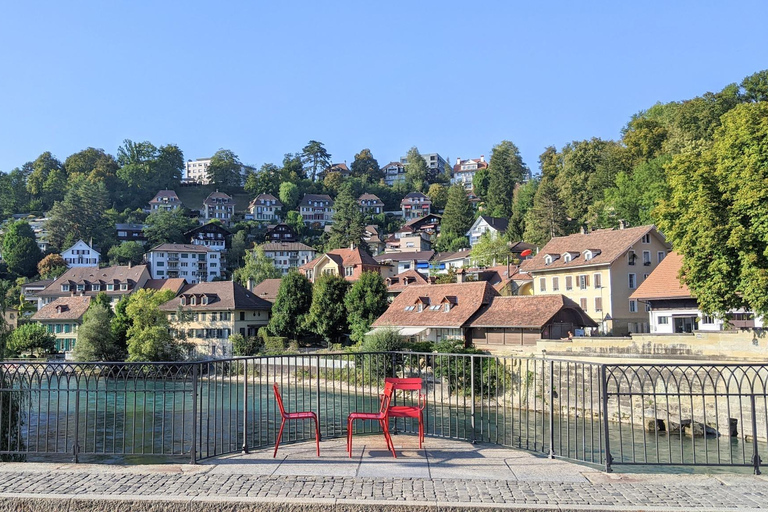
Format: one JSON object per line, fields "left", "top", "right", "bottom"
{"left": 230, "top": 333, "right": 262, "bottom": 356}
{"left": 285, "top": 210, "right": 306, "bottom": 237}
{"left": 245, "top": 163, "right": 281, "bottom": 197}
{"left": 350, "top": 148, "right": 382, "bottom": 183}
{"left": 73, "top": 303, "right": 123, "bottom": 361}
{"left": 345, "top": 271, "right": 388, "bottom": 343}
{"left": 471, "top": 232, "right": 510, "bottom": 267}
{"left": 507, "top": 179, "right": 538, "bottom": 241}
{"left": 26, "top": 152, "right": 66, "bottom": 210}
{"left": 108, "top": 241, "right": 146, "bottom": 266}
{"left": 143, "top": 209, "right": 198, "bottom": 246}
{"left": 2, "top": 221, "right": 42, "bottom": 278}
{"left": 278, "top": 182, "right": 299, "bottom": 211}
{"left": 206, "top": 149, "right": 244, "bottom": 191}
{"left": 358, "top": 328, "right": 405, "bottom": 352}
{"left": 233, "top": 246, "right": 281, "bottom": 287}
{"left": 598, "top": 155, "right": 671, "bottom": 227}
{"left": 404, "top": 147, "right": 427, "bottom": 192}
{"left": 263, "top": 335, "right": 288, "bottom": 355}
{"left": 432, "top": 339, "right": 508, "bottom": 397}
{"left": 111, "top": 296, "right": 131, "bottom": 354}
{"left": 485, "top": 141, "right": 529, "bottom": 218}
{"left": 116, "top": 140, "right": 183, "bottom": 209}
{"left": 6, "top": 323, "right": 55, "bottom": 357}
{"left": 523, "top": 176, "right": 569, "bottom": 246}
{"left": 438, "top": 184, "right": 474, "bottom": 246}
{"left": 328, "top": 185, "right": 365, "bottom": 250}
{"left": 37, "top": 253, "right": 67, "bottom": 280}
{"left": 472, "top": 166, "right": 490, "bottom": 199}
{"left": 740, "top": 70, "right": 768, "bottom": 103}
{"left": 226, "top": 230, "right": 250, "bottom": 270}
{"left": 268, "top": 271, "right": 313, "bottom": 340}
{"left": 125, "top": 289, "right": 184, "bottom": 361}
{"left": 426, "top": 183, "right": 449, "bottom": 211}
{"left": 302, "top": 140, "right": 331, "bottom": 182}
{"left": 305, "top": 274, "right": 350, "bottom": 346}
{"left": 46, "top": 175, "right": 111, "bottom": 251}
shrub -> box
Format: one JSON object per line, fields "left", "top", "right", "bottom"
{"left": 230, "top": 333, "right": 262, "bottom": 356}
{"left": 263, "top": 336, "right": 287, "bottom": 355}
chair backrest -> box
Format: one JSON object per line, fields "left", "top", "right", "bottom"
{"left": 273, "top": 383, "right": 287, "bottom": 417}
{"left": 385, "top": 377, "right": 422, "bottom": 392}
{"left": 379, "top": 381, "right": 395, "bottom": 415}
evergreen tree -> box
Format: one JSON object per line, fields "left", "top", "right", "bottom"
{"left": 485, "top": 140, "right": 528, "bottom": 218}
{"left": 233, "top": 246, "right": 281, "bottom": 287}
{"left": 305, "top": 274, "right": 350, "bottom": 346}
{"left": 508, "top": 179, "right": 539, "bottom": 241}
{"left": 73, "top": 302, "right": 122, "bottom": 361}
{"left": 301, "top": 141, "right": 331, "bottom": 182}
{"left": 143, "top": 209, "right": 198, "bottom": 246}
{"left": 345, "top": 271, "right": 388, "bottom": 343}
{"left": 350, "top": 148, "right": 382, "bottom": 183}
{"left": 268, "top": 271, "right": 313, "bottom": 341}
{"left": 404, "top": 147, "right": 428, "bottom": 192}
{"left": 523, "top": 176, "right": 569, "bottom": 246}
{"left": 438, "top": 185, "right": 474, "bottom": 245}
{"left": 2, "top": 221, "right": 42, "bottom": 278}
{"left": 328, "top": 185, "right": 366, "bottom": 250}
{"left": 46, "top": 175, "right": 110, "bottom": 251}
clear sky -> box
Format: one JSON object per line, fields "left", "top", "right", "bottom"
{"left": 1, "top": 1, "right": 766, "bottom": 174}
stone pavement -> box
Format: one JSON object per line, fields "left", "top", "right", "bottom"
{"left": 0, "top": 436, "right": 766, "bottom": 511}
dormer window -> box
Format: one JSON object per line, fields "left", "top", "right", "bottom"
{"left": 190, "top": 296, "right": 197, "bottom": 306}
{"left": 180, "top": 296, "right": 187, "bottom": 306}
{"left": 76, "top": 284, "right": 85, "bottom": 292}
{"left": 544, "top": 254, "right": 560, "bottom": 265}
{"left": 92, "top": 284, "right": 100, "bottom": 291}
{"left": 61, "top": 284, "right": 70, "bottom": 292}
{"left": 202, "top": 295, "right": 209, "bottom": 305}
{"left": 563, "top": 253, "right": 572, "bottom": 263}
{"left": 120, "top": 283, "right": 128, "bottom": 291}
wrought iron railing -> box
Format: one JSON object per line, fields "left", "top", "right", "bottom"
{"left": 0, "top": 354, "right": 765, "bottom": 473}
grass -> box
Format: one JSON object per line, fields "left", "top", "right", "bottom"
{"left": 176, "top": 184, "right": 254, "bottom": 213}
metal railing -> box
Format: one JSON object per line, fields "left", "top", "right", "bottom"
{"left": 0, "top": 354, "right": 765, "bottom": 473}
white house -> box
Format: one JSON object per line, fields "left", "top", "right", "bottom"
{"left": 61, "top": 240, "right": 100, "bottom": 268}
{"left": 466, "top": 216, "right": 509, "bottom": 247}
{"left": 260, "top": 242, "right": 316, "bottom": 275}
{"left": 146, "top": 244, "right": 221, "bottom": 283}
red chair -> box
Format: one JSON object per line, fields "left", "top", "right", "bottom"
{"left": 273, "top": 383, "right": 320, "bottom": 458}
{"left": 386, "top": 377, "right": 426, "bottom": 448}
{"left": 347, "top": 381, "right": 396, "bottom": 458}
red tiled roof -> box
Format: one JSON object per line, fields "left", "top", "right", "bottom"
{"left": 251, "top": 278, "right": 282, "bottom": 303}
{"left": 143, "top": 278, "right": 187, "bottom": 294}
{"left": 630, "top": 252, "right": 690, "bottom": 300}
{"left": 468, "top": 295, "right": 597, "bottom": 329}
{"left": 159, "top": 281, "right": 271, "bottom": 311}
{"left": 32, "top": 296, "right": 92, "bottom": 321}
{"left": 386, "top": 270, "right": 429, "bottom": 291}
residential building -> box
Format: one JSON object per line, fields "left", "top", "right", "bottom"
{"left": 471, "top": 265, "right": 533, "bottom": 296}
{"left": 184, "top": 158, "right": 212, "bottom": 184}
{"left": 319, "top": 162, "right": 351, "bottom": 181}
{"left": 521, "top": 224, "right": 671, "bottom": 335}
{"left": 400, "top": 192, "right": 432, "bottom": 220}
{"left": 21, "top": 280, "right": 53, "bottom": 308}
{"left": 451, "top": 156, "right": 487, "bottom": 192}
{"left": 250, "top": 278, "right": 281, "bottom": 304}
{"left": 401, "top": 153, "right": 447, "bottom": 181}
{"left": 265, "top": 223, "right": 298, "bottom": 243}
{"left": 260, "top": 242, "right": 316, "bottom": 274}
{"left": 299, "top": 194, "right": 335, "bottom": 227}
{"left": 631, "top": 252, "right": 763, "bottom": 333}
{"left": 146, "top": 244, "right": 220, "bottom": 283}
{"left": 385, "top": 269, "right": 429, "bottom": 299}
{"left": 247, "top": 194, "right": 283, "bottom": 222}
{"left": 375, "top": 250, "right": 434, "bottom": 277}
{"left": 37, "top": 265, "right": 151, "bottom": 309}
{"left": 32, "top": 296, "right": 91, "bottom": 355}
{"left": 431, "top": 249, "right": 471, "bottom": 274}
{"left": 381, "top": 162, "right": 406, "bottom": 186}
{"left": 203, "top": 191, "right": 235, "bottom": 225}
{"left": 61, "top": 240, "right": 100, "bottom": 268}
{"left": 390, "top": 214, "right": 441, "bottom": 250}
{"left": 160, "top": 281, "right": 272, "bottom": 357}
{"left": 185, "top": 222, "right": 231, "bottom": 252}
{"left": 363, "top": 225, "right": 385, "bottom": 256}
{"left": 142, "top": 278, "right": 188, "bottom": 296}
{"left": 149, "top": 190, "right": 183, "bottom": 212}
{"left": 300, "top": 247, "right": 382, "bottom": 283}
{"left": 116, "top": 223, "right": 147, "bottom": 242}
{"left": 466, "top": 216, "right": 509, "bottom": 247}
{"left": 358, "top": 194, "right": 384, "bottom": 215}
{"left": 385, "top": 231, "right": 432, "bottom": 253}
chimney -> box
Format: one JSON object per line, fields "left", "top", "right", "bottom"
{"left": 480, "top": 155, "right": 485, "bottom": 163}
{"left": 456, "top": 157, "right": 461, "bottom": 165}
{"left": 580, "top": 225, "right": 588, "bottom": 235}
{"left": 456, "top": 268, "right": 466, "bottom": 284}
{"left": 618, "top": 219, "right": 627, "bottom": 230}
{"left": 247, "top": 278, "right": 254, "bottom": 291}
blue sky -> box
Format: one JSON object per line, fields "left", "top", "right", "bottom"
{"left": 1, "top": 1, "right": 766, "bottom": 174}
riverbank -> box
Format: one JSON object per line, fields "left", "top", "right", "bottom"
{"left": 1, "top": 437, "right": 766, "bottom": 511}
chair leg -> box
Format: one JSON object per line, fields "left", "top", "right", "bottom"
{"left": 382, "top": 420, "right": 396, "bottom": 458}
{"left": 313, "top": 415, "right": 320, "bottom": 456}
{"left": 347, "top": 418, "right": 352, "bottom": 457}
{"left": 274, "top": 418, "right": 286, "bottom": 458}
{"left": 419, "top": 412, "right": 424, "bottom": 448}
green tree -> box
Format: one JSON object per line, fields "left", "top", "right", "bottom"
{"left": 46, "top": 175, "right": 111, "bottom": 251}
{"left": 206, "top": 149, "right": 244, "bottom": 190}
{"left": 26, "top": 152, "right": 67, "bottom": 210}
{"left": 0, "top": 167, "right": 32, "bottom": 219}
{"left": 143, "top": 209, "right": 198, "bottom": 246}
{"left": 740, "top": 69, "right": 768, "bottom": 103}
{"left": 404, "top": 147, "right": 427, "bottom": 192}
{"left": 279, "top": 182, "right": 299, "bottom": 211}
{"left": 6, "top": 323, "right": 55, "bottom": 357}
{"left": 226, "top": 230, "right": 250, "bottom": 269}
{"left": 427, "top": 183, "right": 449, "bottom": 211}
{"left": 125, "top": 289, "right": 184, "bottom": 361}
{"left": 116, "top": 140, "right": 183, "bottom": 209}
{"left": 37, "top": 253, "right": 67, "bottom": 280}
{"left": 350, "top": 148, "right": 382, "bottom": 183}
{"left": 599, "top": 155, "right": 671, "bottom": 227}
{"left": 233, "top": 246, "right": 281, "bottom": 287}
{"left": 439, "top": 185, "right": 474, "bottom": 242}
{"left": 507, "top": 179, "right": 538, "bottom": 241}
{"left": 345, "top": 271, "right": 388, "bottom": 343}
{"left": 286, "top": 210, "right": 306, "bottom": 237}
{"left": 305, "top": 274, "right": 350, "bottom": 346}
{"left": 471, "top": 232, "right": 510, "bottom": 267}
{"left": 485, "top": 140, "right": 528, "bottom": 218}
{"left": 268, "top": 271, "right": 313, "bottom": 341}
{"left": 301, "top": 140, "right": 332, "bottom": 182}
{"left": 2, "top": 221, "right": 42, "bottom": 278}
{"left": 111, "top": 296, "right": 131, "bottom": 354}
{"left": 230, "top": 332, "right": 262, "bottom": 356}
{"left": 108, "top": 241, "right": 146, "bottom": 266}
{"left": 472, "top": 166, "right": 490, "bottom": 199}
{"left": 657, "top": 101, "right": 768, "bottom": 316}
{"left": 73, "top": 303, "right": 122, "bottom": 361}
{"left": 328, "top": 185, "right": 366, "bottom": 250}
{"left": 245, "top": 163, "right": 281, "bottom": 197}
{"left": 523, "top": 176, "right": 569, "bottom": 246}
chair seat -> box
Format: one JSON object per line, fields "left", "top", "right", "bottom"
{"left": 348, "top": 412, "right": 385, "bottom": 421}
{"left": 284, "top": 411, "right": 317, "bottom": 420}
{"left": 388, "top": 406, "right": 421, "bottom": 418}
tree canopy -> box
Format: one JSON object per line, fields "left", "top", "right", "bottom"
{"left": 233, "top": 246, "right": 281, "bottom": 287}
{"left": 2, "top": 221, "right": 42, "bottom": 278}
{"left": 305, "top": 274, "right": 350, "bottom": 346}
{"left": 345, "top": 271, "right": 388, "bottom": 343}
{"left": 268, "top": 271, "right": 313, "bottom": 341}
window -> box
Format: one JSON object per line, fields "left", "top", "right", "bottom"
{"left": 578, "top": 275, "right": 589, "bottom": 290}
{"left": 628, "top": 251, "right": 636, "bottom": 265}
{"left": 552, "top": 277, "right": 559, "bottom": 291}
{"left": 642, "top": 234, "right": 651, "bottom": 244}
{"left": 563, "top": 253, "right": 572, "bottom": 263}
{"left": 584, "top": 250, "right": 593, "bottom": 261}
{"left": 593, "top": 273, "right": 602, "bottom": 288}
{"left": 190, "top": 296, "right": 196, "bottom": 306}
{"left": 643, "top": 251, "right": 651, "bottom": 265}
{"left": 107, "top": 284, "right": 114, "bottom": 291}
{"left": 345, "top": 266, "right": 354, "bottom": 277}
{"left": 629, "top": 300, "right": 637, "bottom": 313}
{"left": 658, "top": 316, "right": 669, "bottom": 325}
{"left": 61, "top": 284, "right": 70, "bottom": 292}
{"left": 544, "top": 255, "right": 553, "bottom": 265}
{"left": 92, "top": 284, "right": 100, "bottom": 291}
{"left": 628, "top": 273, "right": 636, "bottom": 289}
{"left": 120, "top": 283, "right": 128, "bottom": 291}
{"left": 702, "top": 315, "right": 715, "bottom": 324}
{"left": 658, "top": 251, "right": 666, "bottom": 263}
{"left": 539, "top": 278, "right": 546, "bottom": 292}
{"left": 595, "top": 297, "right": 602, "bottom": 312}
{"left": 565, "top": 276, "right": 573, "bottom": 291}
{"left": 76, "top": 284, "right": 85, "bottom": 291}
{"left": 580, "top": 298, "right": 588, "bottom": 311}
{"left": 240, "top": 312, "right": 245, "bottom": 321}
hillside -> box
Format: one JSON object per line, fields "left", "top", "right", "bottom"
{"left": 176, "top": 184, "right": 253, "bottom": 213}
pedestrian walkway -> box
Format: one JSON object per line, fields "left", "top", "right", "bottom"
{"left": 0, "top": 436, "right": 766, "bottom": 511}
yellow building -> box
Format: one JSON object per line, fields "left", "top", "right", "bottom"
{"left": 31, "top": 296, "right": 92, "bottom": 354}
{"left": 160, "top": 281, "right": 271, "bottom": 357}
{"left": 522, "top": 224, "right": 671, "bottom": 335}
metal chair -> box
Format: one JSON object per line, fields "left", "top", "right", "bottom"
{"left": 347, "top": 381, "right": 396, "bottom": 458}
{"left": 385, "top": 377, "right": 426, "bottom": 448}
{"left": 273, "top": 383, "right": 320, "bottom": 458}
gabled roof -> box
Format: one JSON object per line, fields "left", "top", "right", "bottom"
{"left": 249, "top": 194, "right": 283, "bottom": 209}
{"left": 299, "top": 194, "right": 334, "bottom": 207}
{"left": 42, "top": 265, "right": 150, "bottom": 298}
{"left": 630, "top": 252, "right": 690, "bottom": 301}
{"left": 358, "top": 193, "right": 384, "bottom": 204}
{"left": 251, "top": 278, "right": 282, "bottom": 303}
{"left": 260, "top": 242, "right": 316, "bottom": 252}
{"left": 522, "top": 225, "right": 668, "bottom": 272}
{"left": 467, "top": 295, "right": 597, "bottom": 329}
{"left": 386, "top": 269, "right": 429, "bottom": 291}
{"left": 203, "top": 191, "right": 234, "bottom": 204}
{"left": 375, "top": 251, "right": 435, "bottom": 263}
{"left": 373, "top": 281, "right": 499, "bottom": 328}
{"left": 381, "top": 161, "right": 404, "bottom": 169}
{"left": 473, "top": 216, "right": 509, "bottom": 233}
{"left": 453, "top": 157, "right": 488, "bottom": 173}
{"left": 302, "top": 247, "right": 380, "bottom": 272}
{"left": 159, "top": 281, "right": 272, "bottom": 311}
{"left": 184, "top": 223, "right": 232, "bottom": 237}
{"left": 149, "top": 243, "right": 213, "bottom": 253}
{"left": 143, "top": 278, "right": 187, "bottom": 294}
{"left": 328, "top": 162, "right": 350, "bottom": 172}
{"left": 401, "top": 192, "right": 431, "bottom": 204}
{"left": 149, "top": 190, "right": 180, "bottom": 203}
{"left": 433, "top": 249, "right": 472, "bottom": 263}
{"left": 32, "top": 296, "right": 92, "bottom": 321}
{"left": 115, "top": 223, "right": 146, "bottom": 230}
{"left": 401, "top": 214, "right": 442, "bottom": 230}
{"left": 62, "top": 239, "right": 101, "bottom": 256}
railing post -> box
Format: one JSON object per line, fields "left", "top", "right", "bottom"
{"left": 470, "top": 354, "right": 476, "bottom": 443}
{"left": 73, "top": 376, "right": 80, "bottom": 464}
{"left": 600, "top": 364, "right": 612, "bottom": 472}
{"left": 316, "top": 355, "right": 322, "bottom": 440}
{"left": 242, "top": 359, "right": 249, "bottom": 454}
{"left": 548, "top": 360, "right": 555, "bottom": 459}
{"left": 751, "top": 394, "right": 761, "bottom": 475}
{"left": 190, "top": 362, "right": 198, "bottom": 464}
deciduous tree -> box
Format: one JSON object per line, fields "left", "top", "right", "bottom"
{"left": 279, "top": 182, "right": 299, "bottom": 211}
{"left": 305, "top": 274, "right": 350, "bottom": 346}
{"left": 143, "top": 209, "right": 198, "bottom": 246}
{"left": 350, "top": 148, "right": 382, "bottom": 183}
{"left": 207, "top": 149, "right": 244, "bottom": 190}
{"left": 37, "top": 254, "right": 67, "bottom": 280}
{"left": 73, "top": 303, "right": 122, "bottom": 361}
{"left": 268, "top": 271, "right": 313, "bottom": 341}
{"left": 2, "top": 221, "right": 42, "bottom": 278}
{"left": 46, "top": 175, "right": 110, "bottom": 251}
{"left": 108, "top": 241, "right": 146, "bottom": 266}
{"left": 404, "top": 147, "right": 427, "bottom": 192}
{"left": 345, "top": 271, "right": 388, "bottom": 343}
{"left": 125, "top": 289, "right": 184, "bottom": 361}
{"left": 427, "top": 183, "right": 449, "bottom": 211}
{"left": 6, "top": 323, "right": 55, "bottom": 357}
{"left": 233, "top": 246, "right": 281, "bottom": 287}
